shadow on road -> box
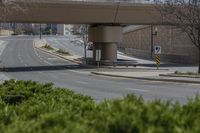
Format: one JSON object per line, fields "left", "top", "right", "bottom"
{"left": 0, "top": 65, "right": 90, "bottom": 72}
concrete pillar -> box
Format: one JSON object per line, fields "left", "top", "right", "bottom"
{"left": 89, "top": 25, "right": 122, "bottom": 63}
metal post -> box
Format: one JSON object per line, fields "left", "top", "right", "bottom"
{"left": 40, "top": 24, "right": 42, "bottom": 39}
{"left": 96, "top": 49, "right": 101, "bottom": 72}
{"left": 97, "top": 61, "right": 100, "bottom": 72}
{"left": 151, "top": 25, "right": 153, "bottom": 58}
{"left": 13, "top": 23, "right": 16, "bottom": 35}
{"left": 97, "top": 50, "right": 100, "bottom": 72}
{"left": 84, "top": 41, "right": 87, "bottom": 64}
{"left": 151, "top": 26, "right": 158, "bottom": 59}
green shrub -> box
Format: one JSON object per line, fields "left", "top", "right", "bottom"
{"left": 0, "top": 80, "right": 200, "bottom": 133}
{"left": 56, "top": 49, "right": 70, "bottom": 55}
{"left": 187, "top": 72, "right": 199, "bottom": 75}
{"left": 174, "top": 70, "right": 181, "bottom": 75}
{"left": 43, "top": 44, "right": 54, "bottom": 50}
{"left": 174, "top": 71, "right": 199, "bottom": 75}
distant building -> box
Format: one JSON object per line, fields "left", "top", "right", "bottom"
{"left": 0, "top": 23, "right": 12, "bottom": 30}
{"left": 46, "top": 24, "right": 57, "bottom": 35}
{"left": 57, "top": 24, "right": 73, "bottom": 35}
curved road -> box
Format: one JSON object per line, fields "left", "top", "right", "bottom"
{"left": 0, "top": 36, "right": 200, "bottom": 103}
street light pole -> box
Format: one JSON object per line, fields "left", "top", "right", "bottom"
{"left": 151, "top": 26, "right": 158, "bottom": 58}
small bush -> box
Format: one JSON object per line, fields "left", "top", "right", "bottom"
{"left": 2, "top": 95, "right": 26, "bottom": 105}
{"left": 0, "top": 80, "right": 200, "bottom": 133}
{"left": 56, "top": 49, "right": 70, "bottom": 55}
{"left": 174, "top": 71, "right": 200, "bottom": 75}
{"left": 187, "top": 72, "right": 199, "bottom": 75}
{"left": 174, "top": 70, "right": 181, "bottom": 75}
{"left": 43, "top": 44, "right": 54, "bottom": 50}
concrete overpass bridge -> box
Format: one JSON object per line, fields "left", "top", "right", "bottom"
{"left": 0, "top": 0, "right": 164, "bottom": 62}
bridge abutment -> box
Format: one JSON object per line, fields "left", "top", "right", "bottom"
{"left": 89, "top": 25, "right": 122, "bottom": 63}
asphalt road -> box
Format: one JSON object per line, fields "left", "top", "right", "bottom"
{"left": 0, "top": 36, "right": 200, "bottom": 104}
{"left": 44, "top": 35, "right": 198, "bottom": 72}
{"left": 45, "top": 35, "right": 93, "bottom": 58}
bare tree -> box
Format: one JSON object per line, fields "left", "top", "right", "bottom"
{"left": 155, "top": 0, "right": 200, "bottom": 73}
{"left": 80, "top": 24, "right": 89, "bottom": 64}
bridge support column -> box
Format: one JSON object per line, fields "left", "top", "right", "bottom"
{"left": 89, "top": 26, "right": 122, "bottom": 63}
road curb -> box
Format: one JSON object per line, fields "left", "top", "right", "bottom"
{"left": 91, "top": 72, "right": 200, "bottom": 84}
{"left": 160, "top": 74, "right": 200, "bottom": 78}
{"left": 33, "top": 41, "right": 81, "bottom": 64}
{"left": 100, "top": 67, "right": 169, "bottom": 71}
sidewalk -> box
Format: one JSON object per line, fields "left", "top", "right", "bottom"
{"left": 91, "top": 69, "right": 200, "bottom": 84}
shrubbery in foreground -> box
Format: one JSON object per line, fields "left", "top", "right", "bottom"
{"left": 0, "top": 80, "right": 200, "bottom": 133}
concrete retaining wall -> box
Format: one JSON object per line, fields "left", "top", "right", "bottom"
{"left": 0, "top": 29, "right": 13, "bottom": 36}
{"left": 120, "top": 25, "right": 199, "bottom": 64}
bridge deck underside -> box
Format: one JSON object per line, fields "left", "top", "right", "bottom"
{"left": 0, "top": 1, "right": 162, "bottom": 24}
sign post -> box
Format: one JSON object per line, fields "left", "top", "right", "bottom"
{"left": 154, "top": 46, "right": 161, "bottom": 69}
{"left": 96, "top": 50, "right": 101, "bottom": 71}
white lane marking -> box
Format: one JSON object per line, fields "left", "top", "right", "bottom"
{"left": 76, "top": 81, "right": 88, "bottom": 85}
{"left": 0, "top": 41, "right": 7, "bottom": 56}
{"left": 19, "top": 59, "right": 23, "bottom": 63}
{"left": 34, "top": 49, "right": 40, "bottom": 57}
{"left": 48, "top": 58, "right": 57, "bottom": 60}
{"left": 124, "top": 88, "right": 149, "bottom": 92}
{"left": 39, "top": 57, "right": 43, "bottom": 60}
{"left": 68, "top": 70, "right": 88, "bottom": 74}
{"left": 18, "top": 56, "right": 23, "bottom": 63}
{"left": 18, "top": 56, "right": 22, "bottom": 60}
{"left": 17, "top": 50, "right": 28, "bottom": 67}
{"left": 34, "top": 50, "right": 39, "bottom": 56}
{"left": 44, "top": 60, "right": 53, "bottom": 65}
{"left": 34, "top": 46, "right": 53, "bottom": 65}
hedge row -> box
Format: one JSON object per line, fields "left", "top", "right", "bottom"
{"left": 0, "top": 80, "right": 200, "bottom": 133}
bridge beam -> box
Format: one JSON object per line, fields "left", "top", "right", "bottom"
{"left": 89, "top": 25, "right": 122, "bottom": 63}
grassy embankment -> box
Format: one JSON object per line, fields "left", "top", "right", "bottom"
{"left": 175, "top": 71, "right": 200, "bottom": 75}
{"left": 42, "top": 44, "right": 70, "bottom": 55}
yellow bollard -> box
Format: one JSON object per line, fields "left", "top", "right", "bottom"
{"left": 155, "top": 54, "right": 161, "bottom": 69}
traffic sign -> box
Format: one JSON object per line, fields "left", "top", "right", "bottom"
{"left": 154, "top": 46, "right": 161, "bottom": 54}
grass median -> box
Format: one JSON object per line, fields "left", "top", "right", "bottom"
{"left": 42, "top": 44, "right": 54, "bottom": 50}
{"left": 56, "top": 49, "right": 70, "bottom": 55}
{"left": 0, "top": 80, "right": 200, "bottom": 133}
